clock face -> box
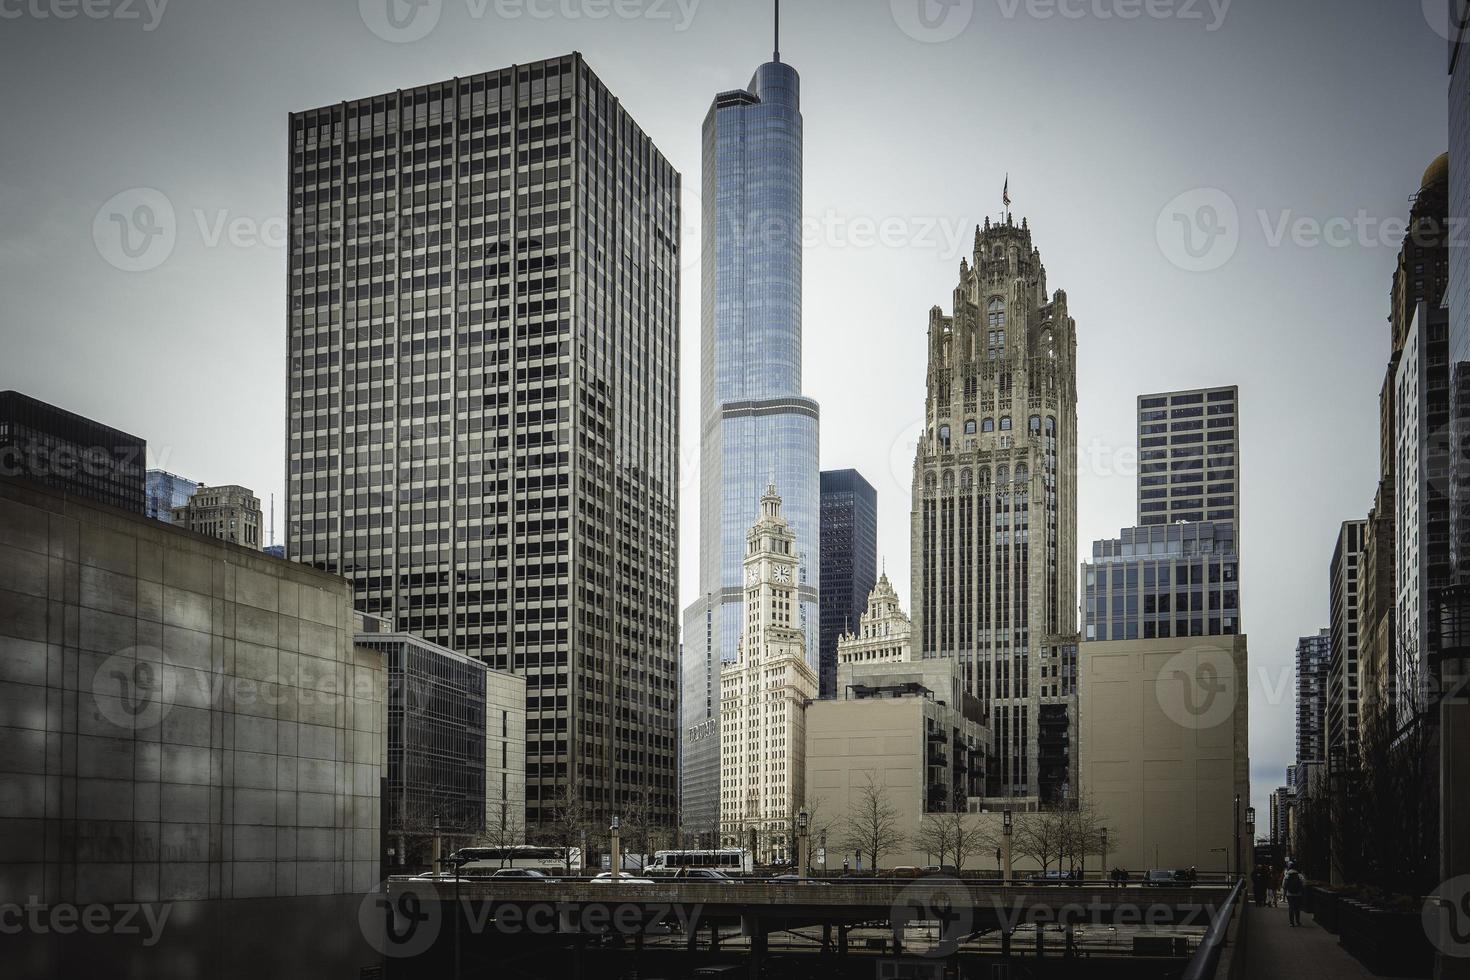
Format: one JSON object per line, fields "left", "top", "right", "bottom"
{"left": 774, "top": 565, "right": 791, "bottom": 585}
{"left": 747, "top": 567, "right": 760, "bottom": 585}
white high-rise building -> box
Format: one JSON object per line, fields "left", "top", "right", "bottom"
{"left": 835, "top": 572, "right": 912, "bottom": 669}
{"left": 719, "top": 485, "right": 818, "bottom": 863}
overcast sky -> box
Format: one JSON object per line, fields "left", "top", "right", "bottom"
{"left": 0, "top": 0, "right": 1454, "bottom": 819}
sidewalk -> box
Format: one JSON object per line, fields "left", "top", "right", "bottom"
{"left": 1243, "top": 900, "right": 1415, "bottom": 979}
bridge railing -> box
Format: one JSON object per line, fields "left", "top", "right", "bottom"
{"left": 1179, "top": 879, "right": 1245, "bottom": 980}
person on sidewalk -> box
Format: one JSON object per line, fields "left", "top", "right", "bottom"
{"left": 1269, "top": 865, "right": 1283, "bottom": 908}
{"left": 1282, "top": 864, "right": 1306, "bottom": 926}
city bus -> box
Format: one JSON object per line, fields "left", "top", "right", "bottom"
{"left": 646, "top": 849, "right": 752, "bottom": 874}
{"left": 449, "top": 845, "right": 581, "bottom": 875}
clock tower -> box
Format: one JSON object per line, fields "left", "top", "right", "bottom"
{"left": 720, "top": 485, "right": 818, "bottom": 863}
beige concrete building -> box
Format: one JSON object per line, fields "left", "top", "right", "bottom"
{"left": 910, "top": 214, "right": 1079, "bottom": 805}
{"left": 1078, "top": 635, "right": 1250, "bottom": 874}
{"left": 806, "top": 655, "right": 990, "bottom": 869}
{"left": 720, "top": 486, "right": 818, "bottom": 863}
{"left": 836, "top": 572, "right": 911, "bottom": 669}
{"left": 0, "top": 476, "right": 386, "bottom": 979}
{"left": 171, "top": 483, "right": 263, "bottom": 550}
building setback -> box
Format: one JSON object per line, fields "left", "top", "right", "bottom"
{"left": 910, "top": 214, "right": 1079, "bottom": 804}
{"left": 286, "top": 53, "right": 681, "bottom": 828}
{"left": 1082, "top": 521, "right": 1241, "bottom": 643}
{"left": 819, "top": 469, "right": 877, "bottom": 697}
{"left": 682, "top": 33, "right": 820, "bottom": 835}
{"left": 0, "top": 390, "right": 146, "bottom": 513}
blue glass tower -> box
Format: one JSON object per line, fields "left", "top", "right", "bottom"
{"left": 681, "top": 25, "right": 820, "bottom": 836}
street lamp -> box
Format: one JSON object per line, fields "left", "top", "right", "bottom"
{"left": 610, "top": 815, "right": 621, "bottom": 881}
{"left": 1002, "top": 810, "right": 1014, "bottom": 886}
{"left": 797, "top": 809, "right": 810, "bottom": 879}
{"left": 1101, "top": 827, "right": 1109, "bottom": 885}
{"left": 1233, "top": 794, "right": 1241, "bottom": 883}
{"left": 819, "top": 830, "right": 827, "bottom": 872}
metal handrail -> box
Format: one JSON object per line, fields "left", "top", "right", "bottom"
{"left": 1179, "top": 878, "right": 1245, "bottom": 980}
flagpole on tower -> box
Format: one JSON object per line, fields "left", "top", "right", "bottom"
{"left": 1003, "top": 173, "right": 1011, "bottom": 223}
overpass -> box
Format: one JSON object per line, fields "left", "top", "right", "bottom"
{"left": 374, "top": 877, "right": 1237, "bottom": 978}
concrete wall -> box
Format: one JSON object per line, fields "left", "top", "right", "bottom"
{"left": 0, "top": 477, "right": 386, "bottom": 978}
{"left": 1079, "top": 634, "right": 1250, "bottom": 873}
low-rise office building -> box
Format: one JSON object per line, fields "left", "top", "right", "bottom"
{"left": 171, "top": 484, "right": 263, "bottom": 550}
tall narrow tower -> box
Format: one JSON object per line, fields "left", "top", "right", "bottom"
{"left": 681, "top": 12, "right": 820, "bottom": 836}
{"left": 910, "top": 214, "right": 1078, "bottom": 803}
{"left": 719, "top": 485, "right": 817, "bottom": 861}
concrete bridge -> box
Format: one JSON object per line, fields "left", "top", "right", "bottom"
{"left": 376, "top": 876, "right": 1237, "bottom": 979}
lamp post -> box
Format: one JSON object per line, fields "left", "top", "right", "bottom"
{"left": 1328, "top": 747, "right": 1345, "bottom": 886}
{"left": 610, "top": 815, "right": 621, "bottom": 881}
{"left": 1233, "top": 794, "right": 1241, "bottom": 883}
{"left": 819, "top": 830, "right": 827, "bottom": 874}
{"left": 1101, "top": 828, "right": 1109, "bottom": 885}
{"left": 1002, "top": 810, "right": 1013, "bottom": 886}
{"left": 797, "top": 810, "right": 810, "bottom": 880}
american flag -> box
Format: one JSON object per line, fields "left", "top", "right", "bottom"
{"left": 1003, "top": 175, "right": 1011, "bottom": 209}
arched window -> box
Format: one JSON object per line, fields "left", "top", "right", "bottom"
{"left": 1015, "top": 464, "right": 1029, "bottom": 484}
{"left": 1045, "top": 416, "right": 1057, "bottom": 436}
{"left": 987, "top": 298, "right": 1006, "bottom": 327}
{"left": 1029, "top": 415, "right": 1041, "bottom": 434}
{"left": 939, "top": 425, "right": 951, "bottom": 448}
{"left": 964, "top": 419, "right": 977, "bottom": 435}
{"left": 999, "top": 416, "right": 1012, "bottom": 431}
{"left": 982, "top": 418, "right": 995, "bottom": 433}
{"left": 996, "top": 464, "right": 1009, "bottom": 484}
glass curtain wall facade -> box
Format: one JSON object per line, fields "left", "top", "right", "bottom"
{"left": 287, "top": 54, "right": 681, "bottom": 829}
{"left": 818, "top": 469, "right": 877, "bottom": 698}
{"left": 1296, "top": 628, "right": 1331, "bottom": 766}
{"left": 0, "top": 390, "right": 146, "bottom": 512}
{"left": 1082, "top": 521, "right": 1240, "bottom": 642}
{"left": 145, "top": 469, "right": 198, "bottom": 523}
{"left": 682, "top": 56, "right": 819, "bottom": 835}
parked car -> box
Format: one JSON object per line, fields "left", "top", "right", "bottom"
{"left": 488, "top": 868, "right": 559, "bottom": 883}
{"left": 887, "top": 867, "right": 923, "bottom": 879}
{"left": 673, "top": 868, "right": 736, "bottom": 883}
{"left": 590, "top": 872, "right": 656, "bottom": 885}
{"left": 1144, "top": 869, "right": 1177, "bottom": 887}
{"left": 1027, "top": 871, "right": 1067, "bottom": 886}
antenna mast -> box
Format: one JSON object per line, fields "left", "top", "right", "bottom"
{"left": 774, "top": 0, "right": 781, "bottom": 62}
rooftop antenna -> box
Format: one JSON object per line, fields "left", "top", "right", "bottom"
{"left": 773, "top": 0, "right": 780, "bottom": 62}
{"left": 269, "top": 494, "right": 275, "bottom": 548}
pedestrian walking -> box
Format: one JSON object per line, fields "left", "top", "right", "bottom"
{"left": 1269, "top": 866, "right": 1283, "bottom": 908}
{"left": 1282, "top": 864, "right": 1306, "bottom": 926}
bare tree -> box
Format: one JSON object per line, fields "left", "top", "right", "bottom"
{"left": 619, "top": 792, "right": 663, "bottom": 870}
{"left": 474, "top": 802, "right": 527, "bottom": 867}
{"left": 538, "top": 774, "right": 591, "bottom": 865}
{"left": 1058, "top": 796, "right": 1111, "bottom": 875}
{"left": 1014, "top": 810, "right": 1064, "bottom": 874}
{"left": 840, "top": 772, "right": 905, "bottom": 873}
{"left": 911, "top": 815, "right": 955, "bottom": 868}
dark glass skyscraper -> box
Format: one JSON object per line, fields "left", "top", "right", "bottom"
{"left": 0, "top": 390, "right": 146, "bottom": 513}
{"left": 681, "top": 33, "right": 819, "bottom": 834}
{"left": 818, "top": 469, "right": 877, "bottom": 699}
{"left": 286, "top": 54, "right": 681, "bottom": 828}
{"left": 1082, "top": 521, "right": 1240, "bottom": 643}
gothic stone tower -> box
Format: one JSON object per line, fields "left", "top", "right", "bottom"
{"left": 910, "top": 214, "right": 1079, "bottom": 803}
